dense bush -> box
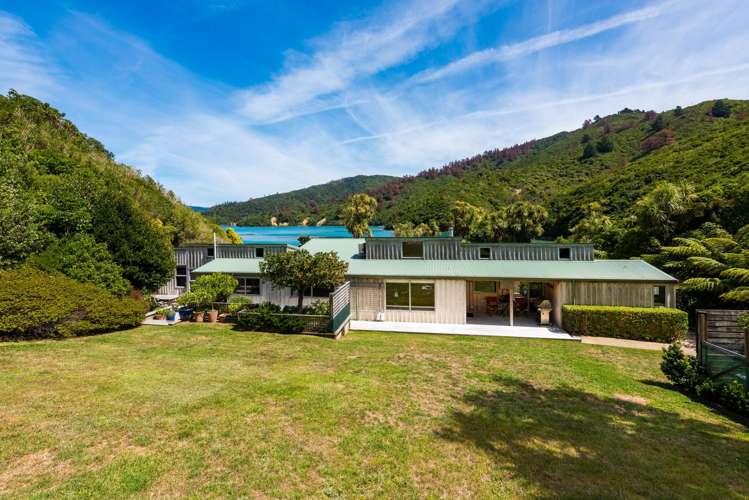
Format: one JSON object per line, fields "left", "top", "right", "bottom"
{"left": 562, "top": 305, "right": 688, "bottom": 342}
{"left": 661, "top": 344, "right": 748, "bottom": 416}
{"left": 0, "top": 267, "right": 145, "bottom": 340}
{"left": 236, "top": 303, "right": 305, "bottom": 334}
{"left": 32, "top": 234, "right": 130, "bottom": 296}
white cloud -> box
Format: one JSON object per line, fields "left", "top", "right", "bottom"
{"left": 235, "top": 0, "right": 492, "bottom": 123}
{"left": 0, "top": 12, "right": 59, "bottom": 96}
{"left": 1, "top": 0, "right": 749, "bottom": 207}
{"left": 410, "top": 1, "right": 670, "bottom": 84}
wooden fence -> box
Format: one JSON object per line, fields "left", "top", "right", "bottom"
{"left": 696, "top": 309, "right": 748, "bottom": 390}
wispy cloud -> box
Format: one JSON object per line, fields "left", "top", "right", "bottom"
{"left": 235, "top": 0, "right": 492, "bottom": 123}
{"left": 411, "top": 2, "right": 669, "bottom": 84}
{"left": 1, "top": 0, "right": 749, "bottom": 207}
{"left": 0, "top": 12, "right": 59, "bottom": 95}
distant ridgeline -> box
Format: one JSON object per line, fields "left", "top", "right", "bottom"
{"left": 0, "top": 91, "right": 219, "bottom": 293}
{"left": 206, "top": 99, "right": 749, "bottom": 242}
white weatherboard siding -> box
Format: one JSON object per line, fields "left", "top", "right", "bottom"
{"left": 351, "top": 279, "right": 466, "bottom": 324}
{"left": 231, "top": 278, "right": 326, "bottom": 307}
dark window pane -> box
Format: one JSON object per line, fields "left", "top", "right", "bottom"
{"left": 653, "top": 286, "right": 666, "bottom": 306}
{"left": 255, "top": 247, "right": 264, "bottom": 258}
{"left": 176, "top": 265, "right": 187, "bottom": 276}
{"left": 402, "top": 241, "right": 423, "bottom": 258}
{"left": 410, "top": 283, "right": 434, "bottom": 309}
{"left": 386, "top": 282, "right": 410, "bottom": 309}
{"left": 207, "top": 247, "right": 215, "bottom": 258}
{"left": 479, "top": 247, "right": 491, "bottom": 259}
{"left": 176, "top": 276, "right": 187, "bottom": 287}
{"left": 474, "top": 281, "right": 496, "bottom": 293}
{"left": 312, "top": 286, "right": 332, "bottom": 298}
{"left": 559, "top": 247, "right": 571, "bottom": 259}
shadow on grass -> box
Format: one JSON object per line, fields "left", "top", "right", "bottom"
{"left": 438, "top": 375, "right": 748, "bottom": 498}
{"left": 641, "top": 379, "right": 749, "bottom": 428}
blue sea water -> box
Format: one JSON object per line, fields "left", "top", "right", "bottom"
{"left": 227, "top": 225, "right": 393, "bottom": 245}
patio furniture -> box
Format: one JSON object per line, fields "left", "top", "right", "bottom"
{"left": 485, "top": 296, "right": 499, "bottom": 315}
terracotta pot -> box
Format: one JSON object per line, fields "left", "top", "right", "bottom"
{"left": 208, "top": 310, "right": 219, "bottom": 323}
{"left": 194, "top": 312, "right": 205, "bottom": 323}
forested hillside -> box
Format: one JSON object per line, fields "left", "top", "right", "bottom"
{"left": 207, "top": 175, "right": 396, "bottom": 225}
{"left": 0, "top": 91, "right": 218, "bottom": 293}
{"left": 211, "top": 100, "right": 749, "bottom": 236}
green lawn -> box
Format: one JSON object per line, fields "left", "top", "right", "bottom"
{"left": 1, "top": 325, "right": 747, "bottom": 498}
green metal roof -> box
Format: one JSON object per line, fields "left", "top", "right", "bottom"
{"left": 192, "top": 256, "right": 677, "bottom": 283}
{"left": 347, "top": 259, "right": 676, "bottom": 282}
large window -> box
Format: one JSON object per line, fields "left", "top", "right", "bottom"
{"left": 474, "top": 281, "right": 496, "bottom": 293}
{"left": 653, "top": 285, "right": 666, "bottom": 307}
{"left": 291, "top": 286, "right": 334, "bottom": 298}
{"left": 386, "top": 282, "right": 435, "bottom": 310}
{"left": 176, "top": 265, "right": 187, "bottom": 288}
{"left": 235, "top": 277, "right": 260, "bottom": 295}
{"left": 402, "top": 241, "right": 424, "bottom": 258}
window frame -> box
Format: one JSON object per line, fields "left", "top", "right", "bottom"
{"left": 653, "top": 285, "right": 667, "bottom": 307}
{"left": 479, "top": 247, "right": 491, "bottom": 260}
{"left": 385, "top": 280, "right": 435, "bottom": 311}
{"left": 474, "top": 281, "right": 497, "bottom": 293}
{"left": 401, "top": 241, "right": 424, "bottom": 259}
{"left": 558, "top": 247, "right": 571, "bottom": 260}
{"left": 235, "top": 277, "right": 261, "bottom": 296}
{"left": 176, "top": 265, "right": 188, "bottom": 288}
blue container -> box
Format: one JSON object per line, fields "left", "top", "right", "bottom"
{"left": 178, "top": 307, "right": 193, "bottom": 321}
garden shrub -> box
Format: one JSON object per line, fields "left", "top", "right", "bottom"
{"left": 236, "top": 302, "right": 306, "bottom": 334}
{"left": 0, "top": 267, "right": 145, "bottom": 340}
{"left": 661, "top": 344, "right": 748, "bottom": 416}
{"left": 191, "top": 273, "right": 238, "bottom": 303}
{"left": 227, "top": 296, "right": 252, "bottom": 314}
{"left": 562, "top": 305, "right": 688, "bottom": 342}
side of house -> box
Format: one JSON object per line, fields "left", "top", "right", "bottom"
{"left": 172, "top": 237, "right": 678, "bottom": 328}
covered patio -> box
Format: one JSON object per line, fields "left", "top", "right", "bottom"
{"left": 350, "top": 320, "right": 579, "bottom": 340}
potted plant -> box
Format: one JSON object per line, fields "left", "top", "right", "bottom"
{"left": 207, "top": 306, "right": 219, "bottom": 323}
{"left": 176, "top": 291, "right": 209, "bottom": 322}
{"left": 154, "top": 307, "right": 169, "bottom": 320}
{"left": 165, "top": 308, "right": 176, "bottom": 322}
{"left": 538, "top": 300, "right": 552, "bottom": 325}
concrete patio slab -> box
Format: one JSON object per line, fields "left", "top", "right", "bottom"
{"left": 350, "top": 320, "right": 580, "bottom": 340}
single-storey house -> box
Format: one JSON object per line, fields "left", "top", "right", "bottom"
{"left": 157, "top": 237, "right": 677, "bottom": 328}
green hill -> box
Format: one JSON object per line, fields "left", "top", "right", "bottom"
{"left": 209, "top": 99, "right": 749, "bottom": 237}
{"left": 207, "top": 174, "right": 397, "bottom": 225}
{"left": 0, "top": 91, "right": 219, "bottom": 292}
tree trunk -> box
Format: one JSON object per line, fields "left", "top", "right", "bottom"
{"left": 297, "top": 289, "right": 304, "bottom": 311}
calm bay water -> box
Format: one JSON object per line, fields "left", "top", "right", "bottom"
{"left": 227, "top": 225, "right": 392, "bottom": 245}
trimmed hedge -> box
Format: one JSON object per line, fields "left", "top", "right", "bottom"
{"left": 0, "top": 267, "right": 146, "bottom": 340}
{"left": 562, "top": 305, "right": 688, "bottom": 342}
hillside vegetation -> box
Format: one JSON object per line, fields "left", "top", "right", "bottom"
{"left": 210, "top": 100, "right": 749, "bottom": 236}
{"left": 207, "top": 174, "right": 396, "bottom": 225}
{"left": 0, "top": 91, "right": 218, "bottom": 294}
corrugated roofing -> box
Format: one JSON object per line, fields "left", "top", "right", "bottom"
{"left": 192, "top": 256, "right": 677, "bottom": 282}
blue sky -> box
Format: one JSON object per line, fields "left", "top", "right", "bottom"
{"left": 2, "top": 0, "right": 749, "bottom": 206}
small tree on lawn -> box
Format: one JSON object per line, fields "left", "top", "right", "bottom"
{"left": 342, "top": 193, "right": 377, "bottom": 237}
{"left": 260, "top": 250, "right": 348, "bottom": 309}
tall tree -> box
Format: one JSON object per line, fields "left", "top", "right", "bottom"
{"left": 450, "top": 201, "right": 486, "bottom": 240}
{"left": 498, "top": 201, "right": 549, "bottom": 242}
{"left": 0, "top": 182, "right": 45, "bottom": 269}
{"left": 634, "top": 181, "right": 698, "bottom": 242}
{"left": 225, "top": 227, "right": 243, "bottom": 244}
{"left": 260, "top": 250, "right": 348, "bottom": 309}
{"left": 341, "top": 193, "right": 377, "bottom": 237}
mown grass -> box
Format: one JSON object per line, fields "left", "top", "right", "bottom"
{"left": 1, "top": 325, "right": 747, "bottom": 498}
